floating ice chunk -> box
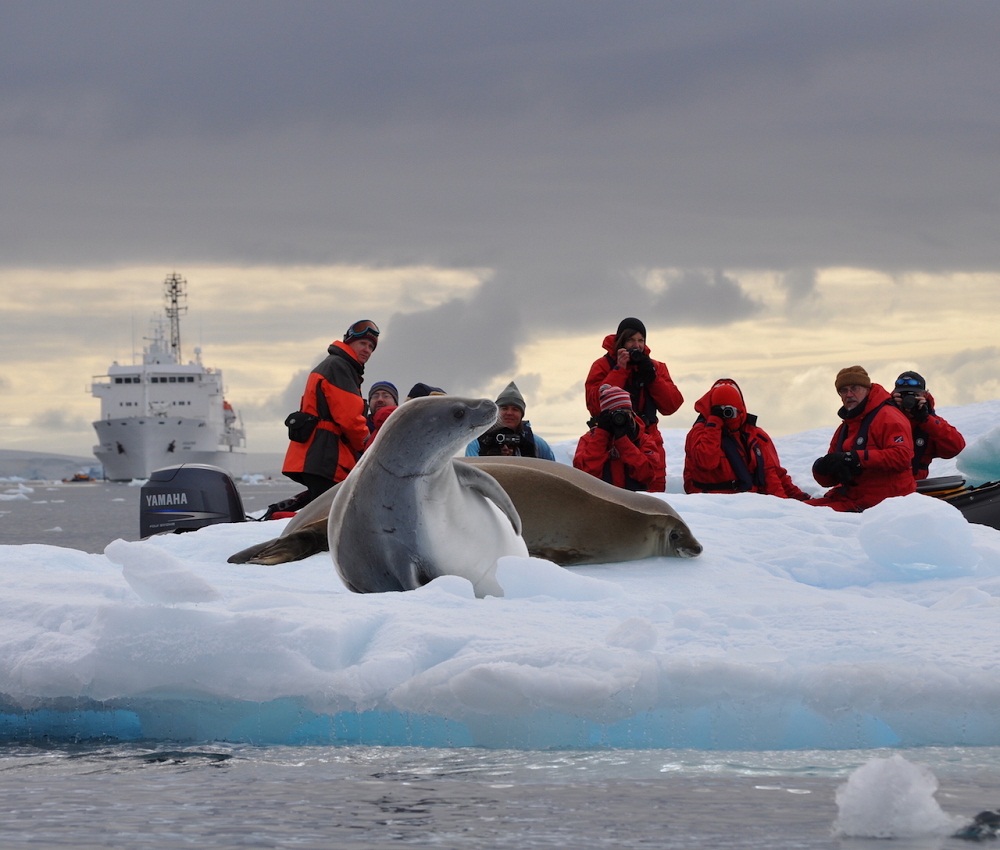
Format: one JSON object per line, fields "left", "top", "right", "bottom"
{"left": 833, "top": 754, "right": 964, "bottom": 838}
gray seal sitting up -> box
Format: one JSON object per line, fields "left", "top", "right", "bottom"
{"left": 327, "top": 396, "right": 527, "bottom": 597}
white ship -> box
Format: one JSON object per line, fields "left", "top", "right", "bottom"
{"left": 92, "top": 273, "right": 247, "bottom": 481}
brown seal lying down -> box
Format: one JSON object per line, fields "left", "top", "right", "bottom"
{"left": 229, "top": 455, "right": 702, "bottom": 567}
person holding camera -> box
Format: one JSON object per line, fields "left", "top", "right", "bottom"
{"left": 573, "top": 384, "right": 664, "bottom": 491}
{"left": 281, "top": 319, "right": 378, "bottom": 504}
{"left": 465, "top": 382, "right": 556, "bottom": 460}
{"left": 584, "top": 318, "right": 683, "bottom": 490}
{"left": 806, "top": 365, "right": 915, "bottom": 512}
{"left": 683, "top": 379, "right": 810, "bottom": 499}
{"left": 890, "top": 370, "right": 965, "bottom": 480}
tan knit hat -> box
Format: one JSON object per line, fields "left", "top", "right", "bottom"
{"left": 835, "top": 365, "right": 872, "bottom": 392}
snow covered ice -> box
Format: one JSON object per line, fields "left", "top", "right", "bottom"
{"left": 2, "top": 401, "right": 1000, "bottom": 749}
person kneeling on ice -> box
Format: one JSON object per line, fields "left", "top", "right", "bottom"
{"left": 573, "top": 384, "right": 664, "bottom": 492}
{"left": 806, "top": 365, "right": 915, "bottom": 512}
{"left": 889, "top": 370, "right": 966, "bottom": 480}
{"left": 683, "top": 378, "right": 810, "bottom": 499}
{"left": 465, "top": 381, "right": 556, "bottom": 460}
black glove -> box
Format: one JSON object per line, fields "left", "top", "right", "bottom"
{"left": 813, "top": 451, "right": 861, "bottom": 485}
{"left": 631, "top": 352, "right": 655, "bottom": 383}
{"left": 913, "top": 403, "right": 931, "bottom": 422}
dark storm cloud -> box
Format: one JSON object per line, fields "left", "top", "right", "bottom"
{"left": 4, "top": 0, "right": 1000, "bottom": 364}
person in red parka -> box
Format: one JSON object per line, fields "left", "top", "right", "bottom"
{"left": 282, "top": 319, "right": 378, "bottom": 504}
{"left": 889, "top": 370, "right": 966, "bottom": 480}
{"left": 584, "top": 317, "right": 683, "bottom": 490}
{"left": 684, "top": 378, "right": 810, "bottom": 499}
{"left": 574, "top": 384, "right": 665, "bottom": 492}
{"left": 806, "top": 365, "right": 916, "bottom": 512}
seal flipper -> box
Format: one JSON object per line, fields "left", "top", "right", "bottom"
{"left": 452, "top": 460, "right": 523, "bottom": 536}
{"left": 230, "top": 524, "right": 329, "bottom": 565}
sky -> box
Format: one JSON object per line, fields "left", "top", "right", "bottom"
{"left": 3, "top": 1, "right": 1000, "bottom": 457}
{"left": 2, "top": 398, "right": 1000, "bottom": 757}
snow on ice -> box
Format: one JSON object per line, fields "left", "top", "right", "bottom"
{"left": 1, "top": 400, "right": 1000, "bottom": 750}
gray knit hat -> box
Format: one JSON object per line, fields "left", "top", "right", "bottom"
{"left": 495, "top": 381, "right": 526, "bottom": 414}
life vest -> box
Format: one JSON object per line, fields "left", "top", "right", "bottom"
{"left": 835, "top": 399, "right": 892, "bottom": 458}
{"left": 688, "top": 416, "right": 766, "bottom": 493}
{"left": 604, "top": 353, "right": 659, "bottom": 426}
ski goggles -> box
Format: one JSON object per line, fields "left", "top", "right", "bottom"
{"left": 895, "top": 377, "right": 923, "bottom": 389}
{"left": 344, "top": 320, "right": 380, "bottom": 345}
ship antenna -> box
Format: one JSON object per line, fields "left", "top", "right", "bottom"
{"left": 163, "top": 272, "right": 188, "bottom": 362}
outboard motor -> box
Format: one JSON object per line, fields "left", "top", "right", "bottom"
{"left": 140, "top": 463, "right": 246, "bottom": 538}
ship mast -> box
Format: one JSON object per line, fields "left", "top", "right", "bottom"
{"left": 163, "top": 272, "right": 188, "bottom": 362}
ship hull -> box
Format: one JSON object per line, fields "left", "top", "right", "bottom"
{"left": 93, "top": 416, "right": 247, "bottom": 481}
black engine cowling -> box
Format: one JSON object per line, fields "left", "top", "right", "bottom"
{"left": 140, "top": 463, "right": 245, "bottom": 538}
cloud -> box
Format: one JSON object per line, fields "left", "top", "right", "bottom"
{"left": 650, "top": 270, "right": 763, "bottom": 325}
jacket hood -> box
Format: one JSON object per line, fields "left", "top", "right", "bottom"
{"left": 692, "top": 378, "right": 747, "bottom": 419}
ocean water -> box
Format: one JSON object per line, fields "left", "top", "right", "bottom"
{"left": 0, "top": 477, "right": 303, "bottom": 553}
{"left": 2, "top": 743, "right": 1000, "bottom": 849}
{"left": 3, "top": 483, "right": 1000, "bottom": 848}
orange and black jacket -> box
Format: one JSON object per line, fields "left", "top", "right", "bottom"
{"left": 282, "top": 340, "right": 369, "bottom": 485}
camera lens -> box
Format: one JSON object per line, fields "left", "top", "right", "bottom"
{"left": 628, "top": 349, "right": 646, "bottom": 363}
{"left": 900, "top": 394, "right": 918, "bottom": 411}
{"left": 610, "top": 410, "right": 630, "bottom": 427}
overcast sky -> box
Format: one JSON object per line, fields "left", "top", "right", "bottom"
{"left": 3, "top": 1, "right": 999, "bottom": 459}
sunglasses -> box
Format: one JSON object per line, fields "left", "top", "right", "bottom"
{"left": 895, "top": 377, "right": 923, "bottom": 389}
{"left": 345, "top": 320, "right": 380, "bottom": 342}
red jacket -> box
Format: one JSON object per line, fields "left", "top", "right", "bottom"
{"left": 683, "top": 383, "right": 808, "bottom": 499}
{"left": 811, "top": 384, "right": 916, "bottom": 511}
{"left": 282, "top": 340, "right": 370, "bottom": 485}
{"left": 904, "top": 393, "right": 966, "bottom": 480}
{"left": 585, "top": 335, "right": 682, "bottom": 491}
{"left": 585, "top": 335, "right": 683, "bottom": 426}
{"left": 573, "top": 415, "right": 665, "bottom": 492}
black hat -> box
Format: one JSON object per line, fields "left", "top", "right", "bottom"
{"left": 405, "top": 382, "right": 446, "bottom": 400}
{"left": 894, "top": 371, "right": 926, "bottom": 392}
{"left": 616, "top": 317, "right": 647, "bottom": 339}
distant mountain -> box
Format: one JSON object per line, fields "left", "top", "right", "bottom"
{"left": 0, "top": 450, "right": 98, "bottom": 481}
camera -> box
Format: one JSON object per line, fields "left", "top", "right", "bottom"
{"left": 628, "top": 348, "right": 647, "bottom": 364}
{"left": 609, "top": 409, "right": 631, "bottom": 428}
{"left": 493, "top": 431, "right": 522, "bottom": 446}
{"left": 712, "top": 404, "right": 739, "bottom": 420}
{"left": 898, "top": 392, "right": 919, "bottom": 412}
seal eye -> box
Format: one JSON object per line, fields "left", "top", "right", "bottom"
{"left": 452, "top": 406, "right": 465, "bottom": 421}
{"left": 669, "top": 530, "right": 682, "bottom": 542}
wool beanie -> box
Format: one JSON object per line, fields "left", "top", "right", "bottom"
{"left": 894, "top": 370, "right": 926, "bottom": 392}
{"left": 368, "top": 380, "right": 399, "bottom": 405}
{"left": 405, "top": 382, "right": 446, "bottom": 400}
{"left": 599, "top": 384, "right": 633, "bottom": 412}
{"left": 495, "top": 381, "right": 526, "bottom": 413}
{"left": 615, "top": 317, "right": 647, "bottom": 347}
{"left": 834, "top": 365, "right": 872, "bottom": 392}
